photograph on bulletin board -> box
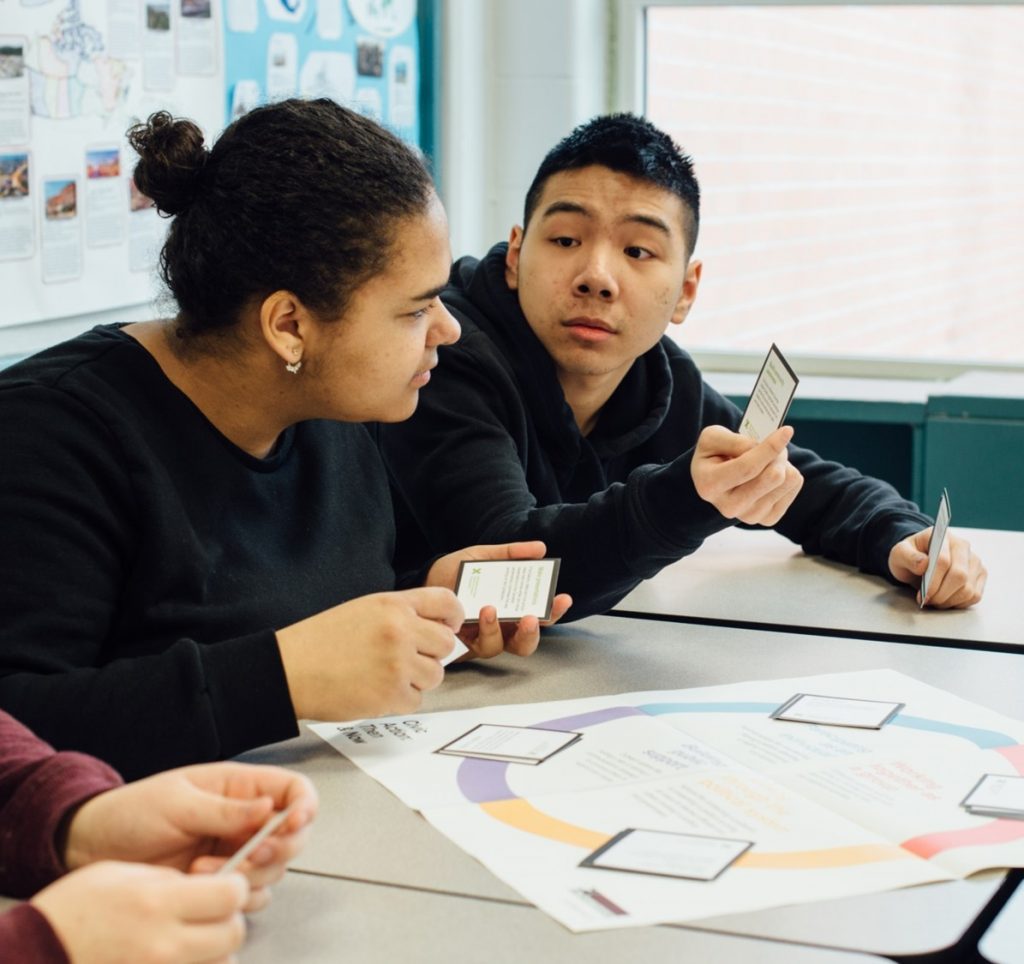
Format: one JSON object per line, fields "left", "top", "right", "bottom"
{"left": 2, "top": 0, "right": 419, "bottom": 332}
{"left": 224, "top": 0, "right": 419, "bottom": 146}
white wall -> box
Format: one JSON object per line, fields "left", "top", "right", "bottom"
{"left": 438, "top": 0, "right": 610, "bottom": 261}
{"left": 2, "top": 0, "right": 611, "bottom": 359}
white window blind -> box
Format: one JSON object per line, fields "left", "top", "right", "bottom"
{"left": 645, "top": 5, "right": 1024, "bottom": 365}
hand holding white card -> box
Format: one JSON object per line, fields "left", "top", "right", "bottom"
{"left": 217, "top": 801, "right": 298, "bottom": 875}
{"left": 920, "top": 488, "right": 952, "bottom": 608}
{"left": 739, "top": 344, "right": 799, "bottom": 442}
{"left": 455, "top": 558, "right": 561, "bottom": 623}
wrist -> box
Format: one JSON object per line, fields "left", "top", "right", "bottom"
{"left": 274, "top": 626, "right": 309, "bottom": 719}
{"left": 59, "top": 793, "right": 105, "bottom": 872}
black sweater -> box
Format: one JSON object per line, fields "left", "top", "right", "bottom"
{"left": 0, "top": 326, "right": 396, "bottom": 778}
{"left": 381, "top": 243, "right": 932, "bottom": 620}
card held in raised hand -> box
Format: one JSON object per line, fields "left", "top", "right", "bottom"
{"left": 581, "top": 828, "right": 753, "bottom": 882}
{"left": 455, "top": 558, "right": 561, "bottom": 623}
{"left": 738, "top": 343, "right": 799, "bottom": 442}
{"left": 771, "top": 693, "right": 904, "bottom": 729}
{"left": 920, "top": 487, "right": 952, "bottom": 608}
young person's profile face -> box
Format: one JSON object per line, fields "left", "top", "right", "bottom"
{"left": 506, "top": 165, "right": 700, "bottom": 389}
{"left": 308, "top": 192, "right": 460, "bottom": 422}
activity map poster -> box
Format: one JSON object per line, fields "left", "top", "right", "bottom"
{"left": 313, "top": 669, "right": 1024, "bottom": 932}
{"left": 2, "top": 0, "right": 418, "bottom": 331}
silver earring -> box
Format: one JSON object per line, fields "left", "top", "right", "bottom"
{"left": 285, "top": 359, "right": 302, "bottom": 374}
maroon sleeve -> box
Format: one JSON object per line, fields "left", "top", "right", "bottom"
{"left": 0, "top": 903, "right": 70, "bottom": 963}
{"left": 0, "top": 710, "right": 122, "bottom": 898}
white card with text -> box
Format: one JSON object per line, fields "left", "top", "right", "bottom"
{"left": 455, "top": 558, "right": 561, "bottom": 622}
{"left": 436, "top": 723, "right": 581, "bottom": 764}
{"left": 738, "top": 343, "right": 799, "bottom": 442}
{"left": 920, "top": 488, "right": 952, "bottom": 607}
{"left": 772, "top": 693, "right": 904, "bottom": 729}
{"left": 581, "top": 828, "right": 752, "bottom": 881}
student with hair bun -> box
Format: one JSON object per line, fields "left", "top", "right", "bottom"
{"left": 0, "top": 98, "right": 570, "bottom": 780}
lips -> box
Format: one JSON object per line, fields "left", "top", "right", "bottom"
{"left": 563, "top": 317, "right": 617, "bottom": 344}
{"left": 564, "top": 316, "right": 616, "bottom": 334}
{"left": 412, "top": 359, "right": 437, "bottom": 386}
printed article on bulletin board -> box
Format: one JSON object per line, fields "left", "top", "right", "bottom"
{"left": 0, "top": 0, "right": 419, "bottom": 330}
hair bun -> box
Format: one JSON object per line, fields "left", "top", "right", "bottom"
{"left": 127, "top": 111, "right": 208, "bottom": 216}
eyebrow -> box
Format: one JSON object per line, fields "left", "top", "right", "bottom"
{"left": 408, "top": 281, "right": 448, "bottom": 303}
{"left": 540, "top": 201, "right": 673, "bottom": 238}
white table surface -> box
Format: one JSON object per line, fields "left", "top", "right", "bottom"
{"left": 616, "top": 526, "right": 1020, "bottom": 648}
{"left": 0, "top": 876, "right": 892, "bottom": 964}
{"left": 238, "top": 614, "right": 1024, "bottom": 958}
{"left": 240, "top": 871, "right": 893, "bottom": 964}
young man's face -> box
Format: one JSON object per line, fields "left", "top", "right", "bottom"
{"left": 505, "top": 165, "right": 701, "bottom": 390}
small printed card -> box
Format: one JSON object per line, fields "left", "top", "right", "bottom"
{"left": 920, "top": 488, "right": 952, "bottom": 608}
{"left": 441, "top": 636, "right": 470, "bottom": 667}
{"left": 217, "top": 801, "right": 298, "bottom": 875}
{"left": 961, "top": 774, "right": 1024, "bottom": 819}
{"left": 738, "top": 343, "right": 799, "bottom": 442}
{"left": 581, "top": 828, "right": 753, "bottom": 882}
{"left": 435, "top": 723, "right": 581, "bottom": 765}
{"left": 455, "top": 558, "right": 561, "bottom": 623}
{"left": 771, "top": 693, "right": 904, "bottom": 729}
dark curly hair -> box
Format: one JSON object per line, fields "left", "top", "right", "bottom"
{"left": 523, "top": 113, "right": 700, "bottom": 256}
{"left": 127, "top": 98, "right": 435, "bottom": 336}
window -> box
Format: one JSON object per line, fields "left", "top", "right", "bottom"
{"left": 641, "top": 3, "right": 1024, "bottom": 367}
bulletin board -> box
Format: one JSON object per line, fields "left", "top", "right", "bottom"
{"left": 0, "top": 0, "right": 420, "bottom": 330}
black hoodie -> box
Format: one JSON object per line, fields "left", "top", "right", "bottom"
{"left": 381, "top": 243, "right": 931, "bottom": 619}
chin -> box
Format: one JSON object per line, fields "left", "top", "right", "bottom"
{"left": 376, "top": 399, "right": 419, "bottom": 423}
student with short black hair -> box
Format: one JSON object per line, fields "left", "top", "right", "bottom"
{"left": 0, "top": 98, "right": 568, "bottom": 780}
{"left": 381, "top": 113, "right": 986, "bottom": 619}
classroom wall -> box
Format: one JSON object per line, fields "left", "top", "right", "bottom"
{"left": 5, "top": 0, "right": 1022, "bottom": 531}
{"left": 436, "top": 0, "right": 609, "bottom": 262}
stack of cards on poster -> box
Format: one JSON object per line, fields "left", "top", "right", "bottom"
{"left": 0, "top": 36, "right": 31, "bottom": 147}
{"left": 581, "top": 829, "right": 752, "bottom": 882}
{"left": 771, "top": 693, "right": 904, "bottom": 729}
{"left": 455, "top": 558, "right": 561, "bottom": 623}
{"left": 738, "top": 343, "right": 799, "bottom": 442}
{"left": 436, "top": 724, "right": 581, "bottom": 765}
{"left": 921, "top": 487, "right": 952, "bottom": 608}
{"left": 961, "top": 774, "right": 1024, "bottom": 820}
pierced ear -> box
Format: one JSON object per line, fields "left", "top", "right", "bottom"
{"left": 670, "top": 258, "right": 703, "bottom": 327}
{"left": 504, "top": 225, "right": 525, "bottom": 290}
{"left": 260, "top": 290, "right": 307, "bottom": 366}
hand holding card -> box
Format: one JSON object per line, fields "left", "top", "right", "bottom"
{"left": 739, "top": 344, "right": 799, "bottom": 442}
{"left": 920, "top": 488, "right": 952, "bottom": 608}
{"left": 455, "top": 558, "right": 561, "bottom": 624}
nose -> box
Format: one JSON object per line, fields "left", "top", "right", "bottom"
{"left": 573, "top": 248, "right": 619, "bottom": 301}
{"left": 429, "top": 301, "right": 461, "bottom": 347}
